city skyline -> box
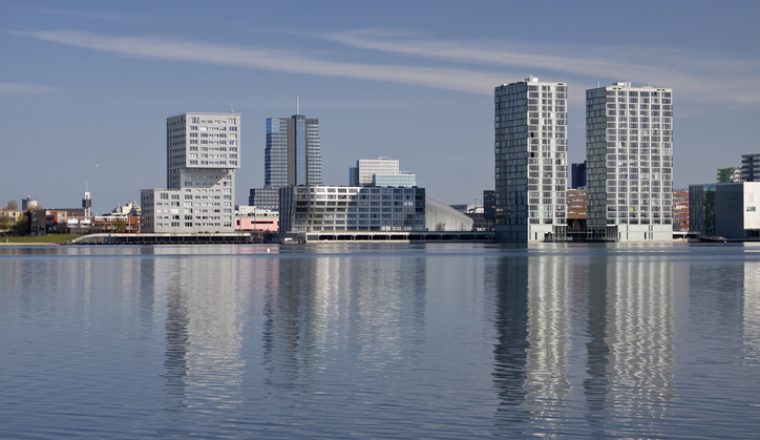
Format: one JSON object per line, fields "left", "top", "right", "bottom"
{"left": 1, "top": 1, "right": 759, "bottom": 212}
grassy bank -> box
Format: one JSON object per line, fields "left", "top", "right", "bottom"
{"left": 1, "top": 234, "right": 79, "bottom": 244}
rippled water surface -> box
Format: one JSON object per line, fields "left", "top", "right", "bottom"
{"left": 1, "top": 243, "right": 760, "bottom": 439}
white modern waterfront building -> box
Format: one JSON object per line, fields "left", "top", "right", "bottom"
{"left": 141, "top": 112, "right": 240, "bottom": 233}
{"left": 279, "top": 186, "right": 426, "bottom": 234}
{"left": 494, "top": 76, "right": 568, "bottom": 242}
{"left": 586, "top": 82, "right": 673, "bottom": 241}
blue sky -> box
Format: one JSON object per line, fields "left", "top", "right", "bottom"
{"left": 1, "top": 0, "right": 759, "bottom": 211}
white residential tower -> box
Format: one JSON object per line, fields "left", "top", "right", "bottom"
{"left": 586, "top": 82, "right": 673, "bottom": 241}
{"left": 141, "top": 112, "right": 240, "bottom": 233}
{"left": 495, "top": 76, "right": 568, "bottom": 242}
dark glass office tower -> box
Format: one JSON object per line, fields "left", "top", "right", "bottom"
{"left": 266, "top": 114, "right": 322, "bottom": 187}
{"left": 251, "top": 114, "right": 322, "bottom": 210}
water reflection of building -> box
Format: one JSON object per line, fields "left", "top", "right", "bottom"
{"left": 160, "top": 254, "right": 245, "bottom": 409}
{"left": 583, "top": 257, "right": 610, "bottom": 437}
{"left": 263, "top": 256, "right": 323, "bottom": 388}
{"left": 264, "top": 253, "right": 427, "bottom": 388}
{"left": 490, "top": 254, "right": 572, "bottom": 435}
{"left": 744, "top": 261, "right": 760, "bottom": 365}
{"left": 524, "top": 255, "right": 571, "bottom": 424}
{"left": 605, "top": 257, "right": 674, "bottom": 429}
{"left": 491, "top": 256, "right": 530, "bottom": 427}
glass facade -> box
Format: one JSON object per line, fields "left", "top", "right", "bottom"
{"left": 265, "top": 118, "right": 288, "bottom": 188}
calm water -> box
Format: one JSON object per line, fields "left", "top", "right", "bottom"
{"left": 1, "top": 243, "right": 759, "bottom": 439}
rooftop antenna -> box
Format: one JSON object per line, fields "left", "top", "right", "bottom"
{"left": 230, "top": 103, "right": 235, "bottom": 113}
{"left": 296, "top": 96, "right": 300, "bottom": 115}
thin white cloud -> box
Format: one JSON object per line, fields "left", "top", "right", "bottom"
{"left": 0, "top": 82, "right": 57, "bottom": 94}
{"left": 322, "top": 29, "right": 760, "bottom": 106}
{"left": 14, "top": 30, "right": 513, "bottom": 95}
{"left": 15, "top": 29, "right": 759, "bottom": 106}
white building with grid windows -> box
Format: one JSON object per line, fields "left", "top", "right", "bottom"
{"left": 279, "top": 186, "right": 426, "bottom": 233}
{"left": 586, "top": 82, "right": 673, "bottom": 241}
{"left": 348, "top": 157, "right": 417, "bottom": 187}
{"left": 141, "top": 112, "right": 240, "bottom": 233}
{"left": 494, "top": 76, "right": 568, "bottom": 243}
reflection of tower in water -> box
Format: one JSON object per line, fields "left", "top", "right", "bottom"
{"left": 490, "top": 255, "right": 571, "bottom": 434}
{"left": 606, "top": 257, "right": 674, "bottom": 423}
{"left": 264, "top": 256, "right": 323, "bottom": 387}
{"left": 264, "top": 254, "right": 427, "bottom": 387}
{"left": 524, "top": 255, "right": 571, "bottom": 422}
{"left": 744, "top": 261, "right": 760, "bottom": 365}
{"left": 161, "top": 255, "right": 245, "bottom": 409}
{"left": 491, "top": 257, "right": 530, "bottom": 423}
{"left": 584, "top": 257, "right": 610, "bottom": 436}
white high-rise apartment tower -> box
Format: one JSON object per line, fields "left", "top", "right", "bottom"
{"left": 495, "top": 76, "right": 568, "bottom": 242}
{"left": 141, "top": 112, "right": 241, "bottom": 233}
{"left": 586, "top": 82, "right": 673, "bottom": 241}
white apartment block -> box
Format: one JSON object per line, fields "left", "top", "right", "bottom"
{"left": 495, "top": 76, "right": 568, "bottom": 242}
{"left": 279, "top": 186, "right": 426, "bottom": 233}
{"left": 141, "top": 112, "right": 240, "bottom": 233}
{"left": 349, "top": 157, "right": 417, "bottom": 187}
{"left": 587, "top": 82, "right": 673, "bottom": 241}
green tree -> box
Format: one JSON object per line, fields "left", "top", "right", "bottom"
{"left": 0, "top": 214, "right": 13, "bottom": 232}
{"left": 5, "top": 200, "right": 18, "bottom": 211}
{"left": 11, "top": 213, "right": 28, "bottom": 235}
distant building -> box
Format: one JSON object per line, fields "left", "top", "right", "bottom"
{"left": 448, "top": 202, "right": 484, "bottom": 229}
{"left": 566, "top": 188, "right": 587, "bottom": 233}
{"left": 587, "top": 82, "right": 673, "bottom": 241}
{"left": 82, "top": 191, "right": 92, "bottom": 219}
{"left": 689, "top": 184, "right": 716, "bottom": 236}
{"left": 141, "top": 112, "right": 240, "bottom": 233}
{"left": 348, "top": 157, "right": 416, "bottom": 187}
{"left": 426, "top": 198, "right": 474, "bottom": 231}
{"left": 279, "top": 186, "right": 425, "bottom": 234}
{"left": 714, "top": 182, "right": 760, "bottom": 239}
{"left": 571, "top": 161, "right": 587, "bottom": 189}
{"left": 483, "top": 190, "right": 496, "bottom": 217}
{"left": 92, "top": 202, "right": 141, "bottom": 233}
{"left": 495, "top": 76, "right": 568, "bottom": 242}
{"left": 248, "top": 188, "right": 280, "bottom": 211}
{"left": 717, "top": 166, "right": 742, "bottom": 183}
{"left": 672, "top": 190, "right": 689, "bottom": 232}
{"left": 234, "top": 206, "right": 279, "bottom": 232}
{"left": 21, "top": 196, "right": 38, "bottom": 211}
{"left": 0, "top": 206, "right": 24, "bottom": 219}
{"left": 742, "top": 154, "right": 760, "bottom": 182}
{"left": 24, "top": 208, "right": 86, "bottom": 235}
{"left": 689, "top": 182, "right": 760, "bottom": 240}
{"left": 250, "top": 114, "right": 322, "bottom": 210}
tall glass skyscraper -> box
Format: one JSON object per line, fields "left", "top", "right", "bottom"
{"left": 251, "top": 113, "right": 322, "bottom": 210}
{"left": 494, "top": 76, "right": 568, "bottom": 243}
{"left": 265, "top": 114, "right": 322, "bottom": 187}
{"left": 586, "top": 82, "right": 673, "bottom": 241}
